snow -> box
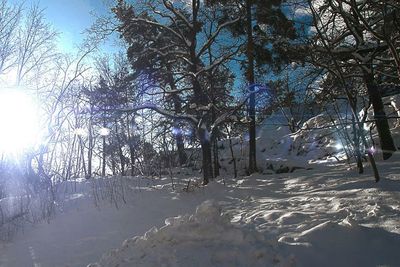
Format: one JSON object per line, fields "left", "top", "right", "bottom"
{"left": 219, "top": 95, "right": 400, "bottom": 175}
{"left": 218, "top": 109, "right": 345, "bottom": 175}
{"left": 0, "top": 178, "right": 193, "bottom": 266}
{"left": 90, "top": 200, "right": 287, "bottom": 267}
{"left": 1, "top": 155, "right": 400, "bottom": 266}
{"left": 1, "top": 99, "right": 400, "bottom": 267}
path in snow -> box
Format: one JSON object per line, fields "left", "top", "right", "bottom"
{"left": 0, "top": 177, "right": 219, "bottom": 267}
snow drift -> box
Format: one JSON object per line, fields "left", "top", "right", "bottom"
{"left": 88, "top": 200, "right": 292, "bottom": 267}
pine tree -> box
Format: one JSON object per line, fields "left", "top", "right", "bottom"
{"left": 206, "top": 0, "right": 297, "bottom": 173}
{"left": 113, "top": 0, "right": 240, "bottom": 184}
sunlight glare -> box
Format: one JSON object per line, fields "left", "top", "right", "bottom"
{"left": 0, "top": 90, "right": 41, "bottom": 154}
{"left": 74, "top": 128, "right": 87, "bottom": 136}
{"left": 99, "top": 127, "right": 110, "bottom": 136}
{"left": 335, "top": 143, "right": 343, "bottom": 150}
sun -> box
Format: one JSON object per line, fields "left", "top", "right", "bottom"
{"left": 0, "top": 89, "right": 41, "bottom": 154}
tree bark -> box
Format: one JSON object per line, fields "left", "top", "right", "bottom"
{"left": 78, "top": 136, "right": 87, "bottom": 177}
{"left": 198, "top": 128, "right": 213, "bottom": 185}
{"left": 129, "top": 144, "right": 135, "bottom": 176}
{"left": 175, "top": 129, "right": 187, "bottom": 166}
{"left": 102, "top": 135, "right": 106, "bottom": 177}
{"left": 171, "top": 93, "right": 187, "bottom": 166}
{"left": 115, "top": 121, "right": 125, "bottom": 175}
{"left": 245, "top": 0, "right": 257, "bottom": 173}
{"left": 213, "top": 139, "right": 220, "bottom": 177}
{"left": 363, "top": 68, "right": 396, "bottom": 160}
{"left": 352, "top": 114, "right": 363, "bottom": 174}
{"left": 166, "top": 65, "right": 187, "bottom": 166}
{"left": 86, "top": 109, "right": 93, "bottom": 179}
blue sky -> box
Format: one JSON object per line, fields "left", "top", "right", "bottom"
{"left": 42, "top": 0, "right": 112, "bottom": 52}
{"left": 11, "top": 0, "right": 114, "bottom": 53}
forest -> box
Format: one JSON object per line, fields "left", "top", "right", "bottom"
{"left": 0, "top": 0, "right": 399, "bottom": 266}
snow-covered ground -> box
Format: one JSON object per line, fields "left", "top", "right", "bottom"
{"left": 1, "top": 96, "right": 400, "bottom": 267}
{"left": 1, "top": 153, "right": 400, "bottom": 267}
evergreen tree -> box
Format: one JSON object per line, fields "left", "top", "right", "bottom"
{"left": 206, "top": 0, "right": 297, "bottom": 174}
{"left": 113, "top": 0, "right": 240, "bottom": 184}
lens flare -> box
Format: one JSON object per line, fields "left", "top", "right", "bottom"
{"left": 368, "top": 146, "right": 376, "bottom": 154}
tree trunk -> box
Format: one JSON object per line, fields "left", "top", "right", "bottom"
{"left": 78, "top": 136, "right": 87, "bottom": 178}
{"left": 176, "top": 130, "right": 187, "bottom": 166}
{"left": 65, "top": 135, "right": 77, "bottom": 180}
{"left": 115, "top": 121, "right": 125, "bottom": 175}
{"left": 87, "top": 112, "right": 93, "bottom": 179}
{"left": 129, "top": 143, "right": 135, "bottom": 176}
{"left": 352, "top": 114, "right": 363, "bottom": 174}
{"left": 213, "top": 139, "right": 220, "bottom": 177}
{"left": 111, "top": 157, "right": 116, "bottom": 175}
{"left": 102, "top": 135, "right": 106, "bottom": 177}
{"left": 225, "top": 125, "right": 238, "bottom": 178}
{"left": 189, "top": 1, "right": 212, "bottom": 184}
{"left": 198, "top": 128, "right": 213, "bottom": 185}
{"left": 127, "top": 114, "right": 136, "bottom": 177}
{"left": 363, "top": 68, "right": 396, "bottom": 160}
{"left": 167, "top": 68, "right": 187, "bottom": 166}
{"left": 245, "top": 0, "right": 257, "bottom": 173}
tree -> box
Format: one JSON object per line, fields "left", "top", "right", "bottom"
{"left": 0, "top": 0, "right": 21, "bottom": 75}
{"left": 206, "top": 0, "right": 297, "bottom": 174}
{"left": 15, "top": 3, "right": 58, "bottom": 85}
{"left": 113, "top": 0, "right": 242, "bottom": 184}
{"left": 304, "top": 0, "right": 397, "bottom": 160}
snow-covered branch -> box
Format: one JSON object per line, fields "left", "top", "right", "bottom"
{"left": 121, "top": 103, "right": 198, "bottom": 125}
{"left": 197, "top": 17, "right": 241, "bottom": 59}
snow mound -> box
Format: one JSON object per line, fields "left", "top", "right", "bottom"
{"left": 89, "top": 200, "right": 292, "bottom": 267}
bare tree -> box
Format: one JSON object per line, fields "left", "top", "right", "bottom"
{"left": 15, "top": 3, "right": 58, "bottom": 85}
{"left": 0, "top": 0, "right": 22, "bottom": 75}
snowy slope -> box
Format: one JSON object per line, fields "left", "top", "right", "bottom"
{"left": 219, "top": 95, "right": 400, "bottom": 175}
